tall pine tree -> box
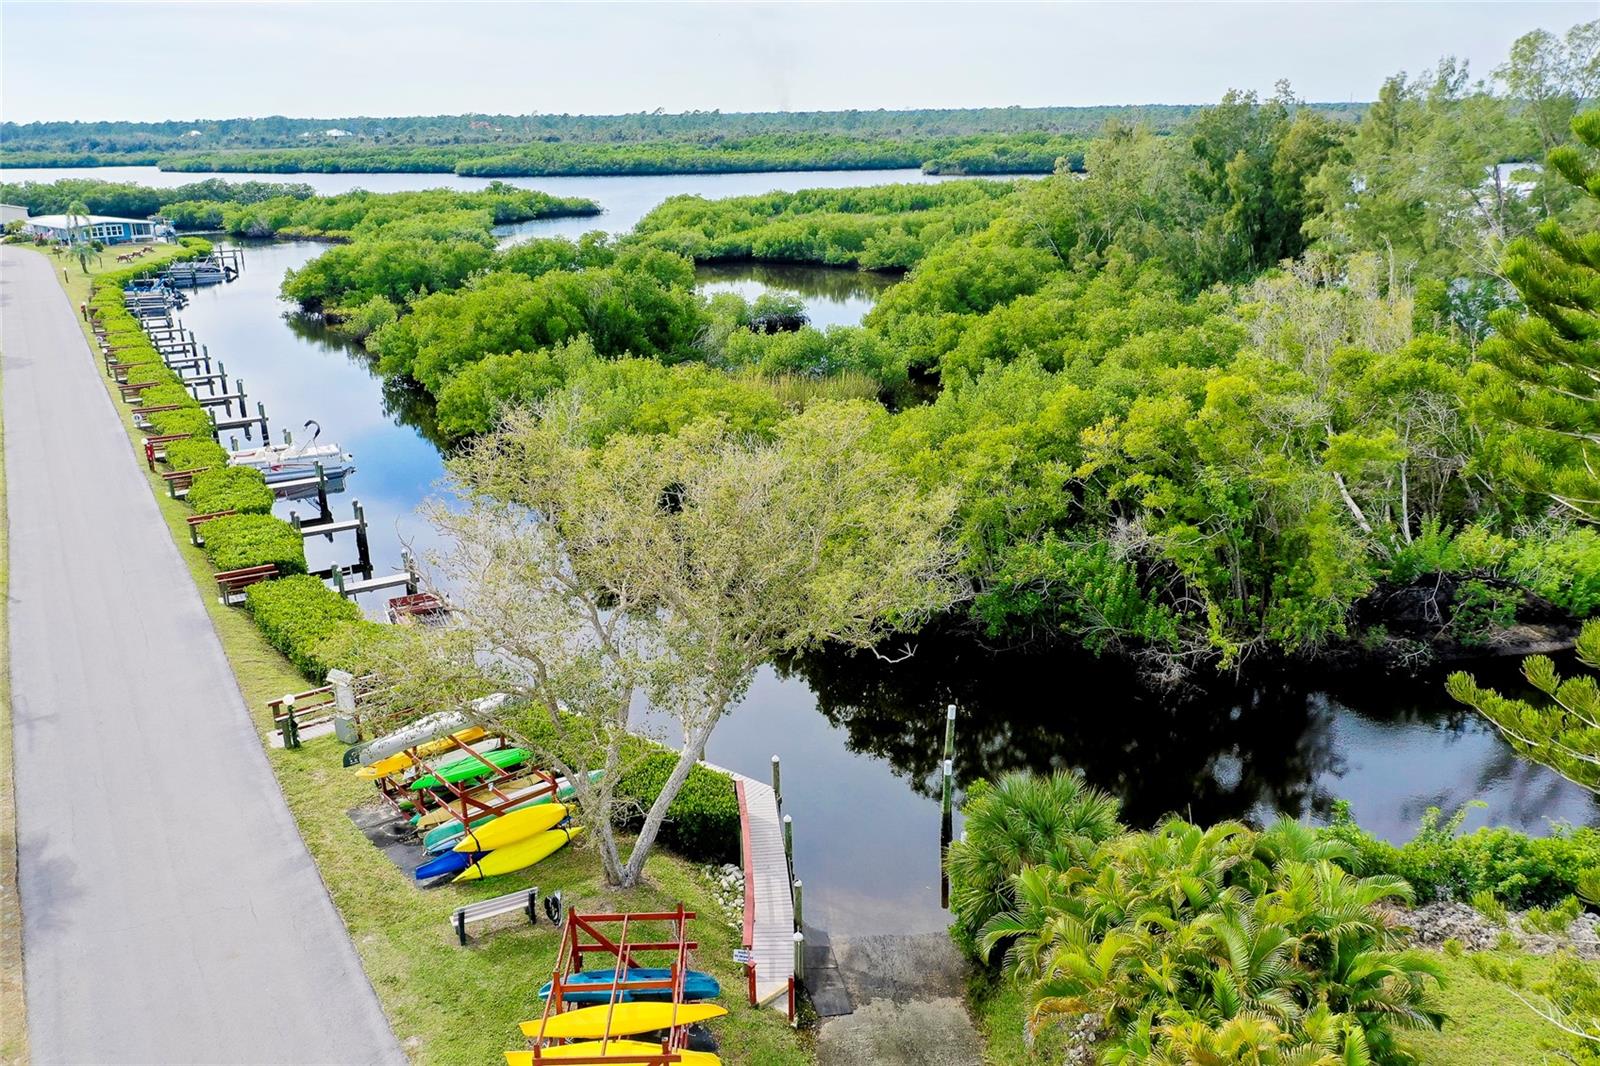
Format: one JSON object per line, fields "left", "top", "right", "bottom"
{"left": 1452, "top": 109, "right": 1600, "bottom": 795}
{"left": 1478, "top": 108, "right": 1600, "bottom": 518}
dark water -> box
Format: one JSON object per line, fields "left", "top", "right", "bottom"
{"left": 163, "top": 178, "right": 1598, "bottom": 941}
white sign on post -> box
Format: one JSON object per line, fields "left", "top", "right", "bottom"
{"left": 732, "top": 948, "right": 754, "bottom": 965}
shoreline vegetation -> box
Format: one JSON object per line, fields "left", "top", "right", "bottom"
{"left": 218, "top": 26, "right": 1598, "bottom": 685}
{"left": 1, "top": 102, "right": 1362, "bottom": 176}
{"left": 34, "top": 243, "right": 809, "bottom": 1065}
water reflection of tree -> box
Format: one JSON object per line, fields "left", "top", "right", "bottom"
{"left": 776, "top": 631, "right": 1558, "bottom": 831}
{"left": 694, "top": 262, "right": 897, "bottom": 303}
{"left": 282, "top": 311, "right": 455, "bottom": 452}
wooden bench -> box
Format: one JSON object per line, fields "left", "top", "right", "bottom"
{"left": 144, "top": 433, "right": 192, "bottom": 469}
{"left": 160, "top": 467, "right": 208, "bottom": 499}
{"left": 186, "top": 509, "right": 235, "bottom": 546}
{"left": 117, "top": 379, "right": 161, "bottom": 402}
{"left": 449, "top": 887, "right": 548, "bottom": 946}
{"left": 215, "top": 563, "right": 278, "bottom": 606}
{"left": 267, "top": 684, "right": 338, "bottom": 747}
{"left": 131, "top": 403, "right": 188, "bottom": 432}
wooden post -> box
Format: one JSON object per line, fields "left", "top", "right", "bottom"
{"left": 792, "top": 879, "right": 803, "bottom": 932}
{"left": 353, "top": 501, "right": 372, "bottom": 579}
{"left": 328, "top": 668, "right": 360, "bottom": 744}
{"left": 402, "top": 548, "right": 419, "bottom": 595}
{"left": 281, "top": 694, "right": 300, "bottom": 749}
{"left": 941, "top": 703, "right": 958, "bottom": 909}
{"left": 793, "top": 930, "right": 805, "bottom": 983}
{"left": 782, "top": 814, "right": 793, "bottom": 869}
{"left": 771, "top": 754, "right": 782, "bottom": 809}
{"left": 314, "top": 462, "right": 329, "bottom": 523}
{"left": 941, "top": 704, "right": 957, "bottom": 820}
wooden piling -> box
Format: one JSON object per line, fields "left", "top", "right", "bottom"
{"left": 771, "top": 754, "right": 782, "bottom": 809}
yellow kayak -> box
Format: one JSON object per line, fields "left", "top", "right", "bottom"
{"left": 355, "top": 727, "right": 488, "bottom": 780}
{"left": 519, "top": 1001, "right": 728, "bottom": 1040}
{"left": 454, "top": 803, "right": 569, "bottom": 853}
{"left": 506, "top": 1042, "right": 719, "bottom": 1065}
{"left": 413, "top": 773, "right": 554, "bottom": 830}
{"left": 455, "top": 826, "right": 583, "bottom": 882}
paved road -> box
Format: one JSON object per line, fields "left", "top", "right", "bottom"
{"left": 1, "top": 248, "right": 403, "bottom": 1064}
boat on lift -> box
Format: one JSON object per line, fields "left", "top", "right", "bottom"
{"left": 229, "top": 419, "right": 356, "bottom": 485}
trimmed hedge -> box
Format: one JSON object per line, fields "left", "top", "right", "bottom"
{"left": 135, "top": 382, "right": 192, "bottom": 408}
{"left": 187, "top": 465, "right": 274, "bottom": 515}
{"left": 200, "top": 514, "right": 306, "bottom": 574}
{"left": 148, "top": 407, "right": 215, "bottom": 438}
{"left": 243, "top": 574, "right": 385, "bottom": 680}
{"left": 164, "top": 438, "right": 229, "bottom": 472}
{"left": 517, "top": 712, "right": 741, "bottom": 864}
{"left": 617, "top": 753, "right": 742, "bottom": 865}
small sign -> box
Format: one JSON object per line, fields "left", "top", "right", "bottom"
{"left": 732, "top": 948, "right": 754, "bottom": 964}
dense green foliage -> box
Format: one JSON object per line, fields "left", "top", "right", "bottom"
{"left": 5, "top": 103, "right": 1300, "bottom": 176}
{"left": 186, "top": 466, "right": 275, "bottom": 515}
{"left": 1322, "top": 801, "right": 1600, "bottom": 907}
{"left": 3, "top": 103, "right": 1291, "bottom": 159}
{"left": 951, "top": 776, "right": 1447, "bottom": 1064}
{"left": 629, "top": 180, "right": 1021, "bottom": 269}
{"left": 199, "top": 514, "right": 307, "bottom": 575}
{"left": 0, "top": 177, "right": 314, "bottom": 218}
{"left": 258, "top": 24, "right": 1600, "bottom": 673}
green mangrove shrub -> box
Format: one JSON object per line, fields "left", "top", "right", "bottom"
{"left": 1321, "top": 800, "right": 1600, "bottom": 908}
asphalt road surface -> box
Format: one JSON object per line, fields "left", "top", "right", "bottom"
{"left": 1, "top": 247, "right": 402, "bottom": 1064}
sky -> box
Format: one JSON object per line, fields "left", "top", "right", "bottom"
{"left": 1, "top": 2, "right": 1594, "bottom": 124}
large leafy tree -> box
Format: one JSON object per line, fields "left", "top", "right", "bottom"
{"left": 350, "top": 400, "right": 961, "bottom": 887}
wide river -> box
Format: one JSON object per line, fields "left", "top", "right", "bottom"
{"left": 15, "top": 165, "right": 1597, "bottom": 937}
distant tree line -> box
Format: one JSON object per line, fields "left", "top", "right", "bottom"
{"left": 0, "top": 102, "right": 1365, "bottom": 157}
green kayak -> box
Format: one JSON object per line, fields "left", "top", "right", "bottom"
{"left": 408, "top": 747, "right": 528, "bottom": 790}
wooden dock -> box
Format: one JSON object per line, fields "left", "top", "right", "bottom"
{"left": 734, "top": 772, "right": 797, "bottom": 1013}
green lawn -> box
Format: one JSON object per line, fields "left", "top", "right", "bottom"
{"left": 33, "top": 242, "right": 811, "bottom": 1065}
{"left": 0, "top": 345, "right": 25, "bottom": 1066}
{"left": 1402, "top": 949, "right": 1572, "bottom": 1066}
{"left": 968, "top": 946, "right": 1581, "bottom": 1065}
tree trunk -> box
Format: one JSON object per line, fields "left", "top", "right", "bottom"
{"left": 619, "top": 716, "right": 720, "bottom": 887}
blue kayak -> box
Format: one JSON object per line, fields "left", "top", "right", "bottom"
{"left": 539, "top": 968, "right": 721, "bottom": 1003}
{"left": 414, "top": 848, "right": 484, "bottom": 881}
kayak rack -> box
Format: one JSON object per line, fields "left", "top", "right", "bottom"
{"left": 518, "top": 907, "right": 702, "bottom": 1064}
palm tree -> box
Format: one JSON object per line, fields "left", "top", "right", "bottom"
{"left": 946, "top": 769, "right": 1122, "bottom": 942}
{"left": 65, "top": 199, "right": 93, "bottom": 274}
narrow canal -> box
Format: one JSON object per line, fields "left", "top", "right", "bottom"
{"left": 60, "top": 165, "right": 1600, "bottom": 938}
